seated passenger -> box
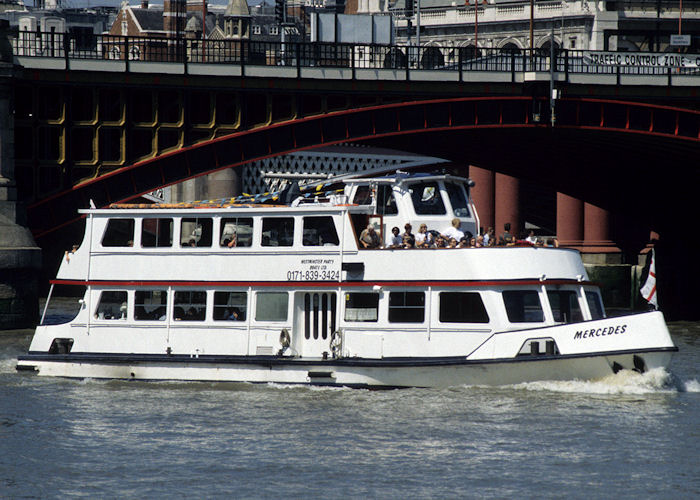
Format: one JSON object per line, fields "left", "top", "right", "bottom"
{"left": 229, "top": 308, "right": 241, "bottom": 321}
{"left": 443, "top": 218, "right": 464, "bottom": 242}
{"left": 434, "top": 235, "right": 447, "bottom": 248}
{"left": 227, "top": 232, "right": 237, "bottom": 248}
{"left": 402, "top": 224, "right": 415, "bottom": 248}
{"left": 525, "top": 229, "right": 538, "bottom": 245}
{"left": 415, "top": 224, "right": 433, "bottom": 248}
{"left": 389, "top": 226, "right": 402, "bottom": 248}
{"left": 359, "top": 224, "right": 381, "bottom": 249}
{"left": 499, "top": 223, "right": 513, "bottom": 246}
{"left": 173, "top": 306, "right": 185, "bottom": 320}
{"left": 153, "top": 306, "right": 166, "bottom": 321}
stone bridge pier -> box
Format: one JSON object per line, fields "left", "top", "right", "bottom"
{"left": 0, "top": 22, "right": 40, "bottom": 329}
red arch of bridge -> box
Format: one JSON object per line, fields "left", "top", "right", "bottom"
{"left": 28, "top": 96, "right": 700, "bottom": 239}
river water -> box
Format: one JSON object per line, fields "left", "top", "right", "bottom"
{"left": 1, "top": 305, "right": 699, "bottom": 498}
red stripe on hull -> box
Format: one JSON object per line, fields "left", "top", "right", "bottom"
{"left": 51, "top": 279, "right": 593, "bottom": 287}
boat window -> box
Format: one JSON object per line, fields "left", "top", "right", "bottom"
{"left": 141, "top": 218, "right": 173, "bottom": 248}
{"left": 173, "top": 291, "right": 206, "bottom": 321}
{"left": 134, "top": 290, "right": 167, "bottom": 321}
{"left": 352, "top": 185, "right": 372, "bottom": 205}
{"left": 101, "top": 219, "right": 134, "bottom": 247}
{"left": 547, "top": 290, "right": 583, "bottom": 323}
{"left": 220, "top": 217, "right": 253, "bottom": 248}
{"left": 388, "top": 291, "right": 425, "bottom": 323}
{"left": 585, "top": 291, "right": 605, "bottom": 320}
{"left": 181, "top": 217, "right": 212, "bottom": 247}
{"left": 445, "top": 182, "right": 471, "bottom": 217}
{"left": 439, "top": 292, "right": 489, "bottom": 323}
{"left": 303, "top": 216, "right": 339, "bottom": 246}
{"left": 261, "top": 218, "right": 294, "bottom": 247}
{"left": 502, "top": 290, "right": 544, "bottom": 323}
{"left": 94, "top": 291, "right": 127, "bottom": 320}
{"left": 213, "top": 291, "right": 247, "bottom": 321}
{"left": 344, "top": 292, "right": 379, "bottom": 322}
{"left": 376, "top": 185, "right": 398, "bottom": 215}
{"left": 255, "top": 292, "right": 288, "bottom": 321}
{"left": 410, "top": 182, "right": 446, "bottom": 215}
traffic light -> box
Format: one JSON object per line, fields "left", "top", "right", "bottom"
{"left": 275, "top": 0, "right": 285, "bottom": 23}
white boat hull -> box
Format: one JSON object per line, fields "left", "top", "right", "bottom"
{"left": 17, "top": 349, "right": 675, "bottom": 389}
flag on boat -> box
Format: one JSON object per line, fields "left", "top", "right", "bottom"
{"left": 640, "top": 248, "right": 657, "bottom": 309}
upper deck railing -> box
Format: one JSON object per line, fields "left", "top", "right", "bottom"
{"left": 9, "top": 30, "right": 700, "bottom": 85}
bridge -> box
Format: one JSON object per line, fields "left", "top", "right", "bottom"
{"left": 1, "top": 29, "right": 700, "bottom": 325}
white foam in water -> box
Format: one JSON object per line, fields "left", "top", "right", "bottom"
{"left": 510, "top": 368, "right": 680, "bottom": 395}
{"left": 0, "top": 357, "right": 19, "bottom": 374}
{"left": 681, "top": 379, "right": 700, "bottom": 393}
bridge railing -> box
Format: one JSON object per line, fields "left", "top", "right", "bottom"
{"left": 8, "top": 30, "right": 700, "bottom": 78}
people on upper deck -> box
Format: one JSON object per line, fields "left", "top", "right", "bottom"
{"left": 402, "top": 224, "right": 415, "bottom": 248}
{"left": 415, "top": 223, "right": 432, "bottom": 248}
{"left": 359, "top": 224, "right": 381, "bottom": 249}
{"left": 476, "top": 235, "right": 484, "bottom": 247}
{"left": 64, "top": 244, "right": 79, "bottom": 262}
{"left": 499, "top": 223, "right": 514, "bottom": 246}
{"left": 483, "top": 227, "right": 494, "bottom": 246}
{"left": 525, "top": 229, "right": 537, "bottom": 245}
{"left": 443, "top": 218, "right": 464, "bottom": 242}
{"left": 389, "top": 226, "right": 402, "bottom": 248}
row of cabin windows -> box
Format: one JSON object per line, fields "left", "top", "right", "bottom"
{"left": 94, "top": 289, "right": 489, "bottom": 324}
{"left": 352, "top": 181, "right": 471, "bottom": 218}
{"left": 92, "top": 289, "right": 604, "bottom": 324}
{"left": 95, "top": 290, "right": 249, "bottom": 322}
{"left": 100, "top": 215, "right": 339, "bottom": 249}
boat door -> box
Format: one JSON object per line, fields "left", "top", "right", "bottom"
{"left": 294, "top": 292, "right": 337, "bottom": 358}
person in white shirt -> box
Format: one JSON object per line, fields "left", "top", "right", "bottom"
{"left": 525, "top": 229, "right": 537, "bottom": 245}
{"left": 415, "top": 223, "right": 433, "bottom": 248}
{"left": 483, "top": 227, "right": 494, "bottom": 246}
{"left": 443, "top": 218, "right": 464, "bottom": 241}
{"left": 389, "top": 226, "right": 402, "bottom": 248}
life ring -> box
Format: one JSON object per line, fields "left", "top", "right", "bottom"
{"left": 330, "top": 330, "right": 342, "bottom": 358}
{"left": 279, "top": 328, "right": 291, "bottom": 349}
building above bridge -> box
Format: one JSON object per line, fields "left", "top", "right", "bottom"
{"left": 345, "top": 0, "right": 700, "bottom": 53}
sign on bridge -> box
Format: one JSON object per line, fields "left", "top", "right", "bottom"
{"left": 670, "top": 35, "right": 692, "bottom": 47}
{"left": 583, "top": 51, "right": 700, "bottom": 68}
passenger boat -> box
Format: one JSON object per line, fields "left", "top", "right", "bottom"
{"left": 17, "top": 171, "right": 677, "bottom": 388}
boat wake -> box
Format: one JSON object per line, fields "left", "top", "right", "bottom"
{"left": 508, "top": 368, "right": 699, "bottom": 394}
